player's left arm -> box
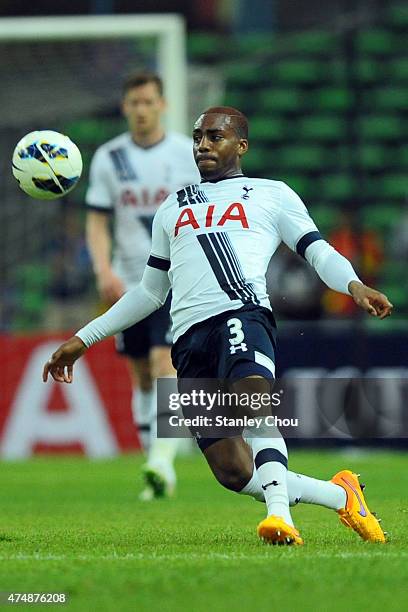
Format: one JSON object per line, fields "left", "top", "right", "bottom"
{"left": 43, "top": 206, "right": 172, "bottom": 383}
{"left": 347, "top": 280, "right": 392, "bottom": 319}
{"left": 277, "top": 183, "right": 393, "bottom": 319}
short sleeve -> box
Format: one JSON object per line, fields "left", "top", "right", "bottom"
{"left": 147, "top": 201, "right": 171, "bottom": 270}
{"left": 85, "top": 148, "right": 114, "bottom": 211}
{"left": 277, "top": 182, "right": 323, "bottom": 258}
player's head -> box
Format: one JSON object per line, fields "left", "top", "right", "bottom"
{"left": 122, "top": 72, "right": 165, "bottom": 137}
{"left": 193, "top": 106, "right": 249, "bottom": 181}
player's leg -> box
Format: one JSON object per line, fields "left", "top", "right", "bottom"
{"left": 286, "top": 471, "right": 346, "bottom": 509}
{"left": 116, "top": 322, "right": 153, "bottom": 451}
{"left": 117, "top": 320, "right": 164, "bottom": 500}
{"left": 201, "top": 435, "right": 340, "bottom": 507}
{"left": 234, "top": 375, "right": 294, "bottom": 525}
{"left": 213, "top": 309, "right": 352, "bottom": 514}
{"left": 127, "top": 357, "right": 153, "bottom": 450}
{"left": 143, "top": 345, "right": 179, "bottom": 497}
{"left": 202, "top": 436, "right": 253, "bottom": 492}
{"left": 202, "top": 433, "right": 302, "bottom": 545}
{"left": 142, "top": 294, "right": 179, "bottom": 498}
{"left": 215, "top": 308, "right": 301, "bottom": 543}
{"left": 233, "top": 379, "right": 385, "bottom": 541}
{"left": 225, "top": 435, "right": 345, "bottom": 511}
{"left": 240, "top": 462, "right": 386, "bottom": 543}
{"left": 203, "top": 434, "right": 341, "bottom": 509}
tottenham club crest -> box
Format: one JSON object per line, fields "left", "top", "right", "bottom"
{"left": 242, "top": 185, "right": 253, "bottom": 200}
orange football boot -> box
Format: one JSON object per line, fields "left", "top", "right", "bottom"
{"left": 257, "top": 515, "right": 304, "bottom": 546}
{"left": 331, "top": 470, "right": 386, "bottom": 543}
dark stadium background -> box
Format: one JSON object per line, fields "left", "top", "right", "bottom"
{"left": 0, "top": 0, "right": 407, "bottom": 457}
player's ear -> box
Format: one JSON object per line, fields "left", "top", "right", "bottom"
{"left": 160, "top": 96, "right": 167, "bottom": 113}
{"left": 238, "top": 139, "right": 249, "bottom": 157}
{"left": 121, "top": 99, "right": 129, "bottom": 119}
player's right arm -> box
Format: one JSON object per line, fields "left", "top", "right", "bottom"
{"left": 86, "top": 211, "right": 125, "bottom": 305}
{"left": 42, "top": 206, "right": 171, "bottom": 383}
{"left": 85, "top": 148, "right": 124, "bottom": 305}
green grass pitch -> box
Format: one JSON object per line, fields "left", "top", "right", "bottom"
{"left": 0, "top": 450, "right": 407, "bottom": 611}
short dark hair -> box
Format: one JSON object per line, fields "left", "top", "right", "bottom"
{"left": 122, "top": 72, "right": 164, "bottom": 97}
{"left": 202, "top": 106, "right": 249, "bottom": 139}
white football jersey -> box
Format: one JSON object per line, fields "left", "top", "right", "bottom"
{"left": 148, "top": 176, "right": 322, "bottom": 342}
{"left": 85, "top": 131, "right": 200, "bottom": 287}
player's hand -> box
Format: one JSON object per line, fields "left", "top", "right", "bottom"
{"left": 348, "top": 281, "right": 393, "bottom": 319}
{"left": 42, "top": 336, "right": 87, "bottom": 383}
{"left": 97, "top": 269, "right": 125, "bottom": 305}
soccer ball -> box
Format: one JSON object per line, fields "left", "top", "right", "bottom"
{"left": 12, "top": 130, "right": 82, "bottom": 200}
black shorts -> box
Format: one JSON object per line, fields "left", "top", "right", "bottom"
{"left": 171, "top": 304, "right": 277, "bottom": 450}
{"left": 116, "top": 294, "right": 172, "bottom": 359}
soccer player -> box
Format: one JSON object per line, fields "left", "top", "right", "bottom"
{"left": 44, "top": 107, "right": 392, "bottom": 545}
{"left": 85, "top": 72, "right": 199, "bottom": 499}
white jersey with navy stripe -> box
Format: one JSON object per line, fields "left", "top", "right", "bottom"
{"left": 148, "top": 175, "right": 322, "bottom": 342}
{"left": 85, "top": 131, "right": 200, "bottom": 288}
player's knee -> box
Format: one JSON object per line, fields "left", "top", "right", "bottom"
{"left": 214, "top": 462, "right": 252, "bottom": 492}
{"left": 150, "top": 350, "right": 174, "bottom": 379}
{"left": 138, "top": 379, "right": 152, "bottom": 393}
{"left": 132, "top": 367, "right": 152, "bottom": 393}
{"left": 129, "top": 359, "right": 152, "bottom": 392}
{"left": 153, "top": 363, "right": 174, "bottom": 379}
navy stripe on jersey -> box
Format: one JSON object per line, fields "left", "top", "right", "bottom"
{"left": 213, "top": 233, "right": 259, "bottom": 304}
{"left": 109, "top": 148, "right": 137, "bottom": 181}
{"left": 147, "top": 255, "right": 170, "bottom": 271}
{"left": 296, "top": 231, "right": 322, "bottom": 259}
{"left": 208, "top": 233, "right": 253, "bottom": 303}
{"left": 177, "top": 185, "right": 209, "bottom": 207}
{"left": 197, "top": 234, "right": 242, "bottom": 301}
{"left": 118, "top": 148, "right": 137, "bottom": 180}
{"left": 208, "top": 233, "right": 248, "bottom": 301}
{"left": 218, "top": 233, "right": 260, "bottom": 305}
{"left": 197, "top": 232, "right": 259, "bottom": 305}
{"left": 86, "top": 204, "right": 113, "bottom": 214}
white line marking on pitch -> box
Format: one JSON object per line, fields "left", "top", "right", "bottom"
{"left": 0, "top": 551, "right": 405, "bottom": 562}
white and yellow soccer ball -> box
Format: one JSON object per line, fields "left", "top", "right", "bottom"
{"left": 12, "top": 130, "right": 82, "bottom": 200}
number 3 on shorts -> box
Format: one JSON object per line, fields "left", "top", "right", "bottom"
{"left": 227, "top": 318, "right": 245, "bottom": 345}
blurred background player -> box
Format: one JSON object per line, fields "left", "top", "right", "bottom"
{"left": 85, "top": 71, "right": 200, "bottom": 499}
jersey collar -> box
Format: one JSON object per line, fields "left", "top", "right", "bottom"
{"left": 201, "top": 174, "right": 246, "bottom": 184}
{"left": 130, "top": 133, "right": 166, "bottom": 150}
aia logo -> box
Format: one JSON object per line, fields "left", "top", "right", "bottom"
{"left": 174, "top": 202, "right": 249, "bottom": 237}
{"left": 120, "top": 187, "right": 169, "bottom": 208}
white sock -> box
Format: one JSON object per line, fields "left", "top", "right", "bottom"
{"left": 132, "top": 387, "right": 153, "bottom": 451}
{"left": 245, "top": 427, "right": 293, "bottom": 527}
{"left": 240, "top": 468, "right": 346, "bottom": 510}
{"left": 286, "top": 472, "right": 346, "bottom": 510}
{"left": 147, "top": 377, "right": 179, "bottom": 486}
{"left": 240, "top": 467, "right": 264, "bottom": 502}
